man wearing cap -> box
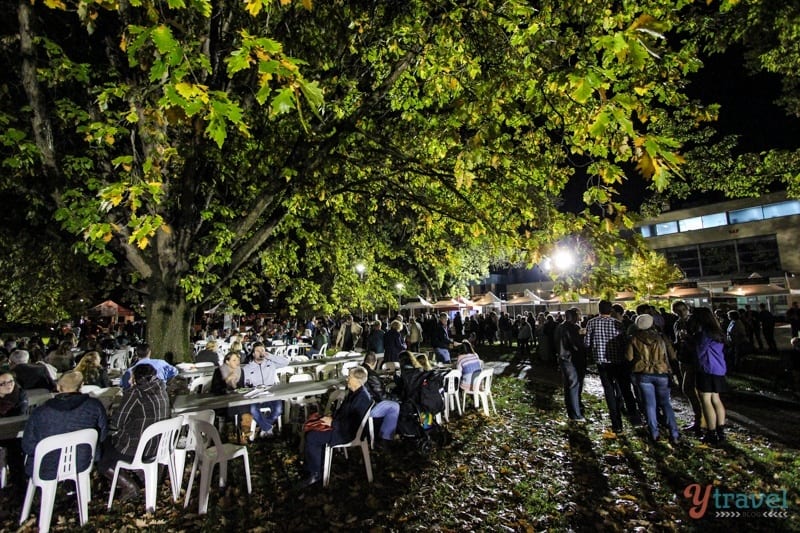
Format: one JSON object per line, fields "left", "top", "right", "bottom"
{"left": 625, "top": 314, "right": 680, "bottom": 444}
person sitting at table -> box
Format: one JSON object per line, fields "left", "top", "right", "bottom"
{"left": 366, "top": 320, "right": 385, "bottom": 356}
{"left": 120, "top": 343, "right": 179, "bottom": 389}
{"left": 456, "top": 341, "right": 483, "bottom": 391}
{"left": 297, "top": 366, "right": 372, "bottom": 488}
{"left": 362, "top": 352, "right": 400, "bottom": 450}
{"left": 309, "top": 319, "right": 330, "bottom": 357}
{"left": 0, "top": 370, "right": 28, "bottom": 489}
{"left": 210, "top": 351, "right": 252, "bottom": 442}
{"left": 383, "top": 320, "right": 407, "bottom": 364}
{"left": 98, "top": 364, "right": 169, "bottom": 500}
{"left": 242, "top": 343, "right": 288, "bottom": 438}
{"left": 22, "top": 371, "right": 108, "bottom": 485}
{"left": 194, "top": 339, "right": 220, "bottom": 366}
{"left": 0, "top": 371, "right": 28, "bottom": 417}
{"left": 8, "top": 350, "right": 56, "bottom": 391}
{"left": 75, "top": 350, "right": 111, "bottom": 388}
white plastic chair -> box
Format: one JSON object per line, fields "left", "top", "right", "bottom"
{"left": 174, "top": 410, "right": 216, "bottom": 496}
{"left": 107, "top": 349, "right": 130, "bottom": 371}
{"left": 286, "top": 345, "right": 300, "bottom": 358}
{"left": 380, "top": 361, "right": 400, "bottom": 375}
{"left": 20, "top": 428, "right": 98, "bottom": 533}
{"left": 311, "top": 343, "right": 328, "bottom": 359}
{"left": 315, "top": 363, "right": 337, "bottom": 381}
{"left": 188, "top": 374, "right": 213, "bottom": 394}
{"left": 276, "top": 366, "right": 294, "bottom": 384}
{"left": 184, "top": 419, "right": 251, "bottom": 514}
{"left": 340, "top": 361, "right": 360, "bottom": 376}
{"left": 322, "top": 403, "right": 375, "bottom": 487}
{"left": 443, "top": 369, "right": 462, "bottom": 422}
{"left": 107, "top": 416, "right": 183, "bottom": 513}
{"left": 461, "top": 368, "right": 496, "bottom": 416}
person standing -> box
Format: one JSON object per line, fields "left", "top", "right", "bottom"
{"left": 625, "top": 314, "right": 680, "bottom": 444}
{"left": 787, "top": 301, "right": 800, "bottom": 338}
{"left": 383, "top": 320, "right": 407, "bottom": 363}
{"left": 432, "top": 313, "right": 460, "bottom": 363}
{"left": 584, "top": 300, "right": 641, "bottom": 433}
{"left": 758, "top": 303, "right": 778, "bottom": 354}
{"left": 672, "top": 300, "right": 705, "bottom": 437}
{"left": 406, "top": 316, "right": 423, "bottom": 353}
{"left": 335, "top": 315, "right": 363, "bottom": 352}
{"left": 554, "top": 308, "right": 586, "bottom": 421}
{"left": 689, "top": 307, "right": 728, "bottom": 445}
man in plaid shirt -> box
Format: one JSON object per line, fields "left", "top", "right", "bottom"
{"left": 585, "top": 300, "right": 642, "bottom": 433}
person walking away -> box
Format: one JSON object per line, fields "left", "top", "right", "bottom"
{"left": 554, "top": 308, "right": 587, "bottom": 421}
{"left": 625, "top": 314, "right": 680, "bottom": 444}
{"left": 725, "top": 310, "right": 749, "bottom": 371}
{"left": 584, "top": 300, "right": 642, "bottom": 433}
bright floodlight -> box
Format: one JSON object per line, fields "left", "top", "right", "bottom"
{"left": 553, "top": 249, "right": 575, "bottom": 271}
{"left": 395, "top": 282, "right": 405, "bottom": 291}
{"left": 355, "top": 263, "right": 366, "bottom": 275}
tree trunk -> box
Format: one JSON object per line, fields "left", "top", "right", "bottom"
{"left": 145, "top": 293, "right": 194, "bottom": 364}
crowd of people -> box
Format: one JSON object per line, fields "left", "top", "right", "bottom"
{"left": 0, "top": 299, "right": 793, "bottom": 517}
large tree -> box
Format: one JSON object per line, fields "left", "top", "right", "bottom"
{"left": 2, "top": 0, "right": 712, "bottom": 360}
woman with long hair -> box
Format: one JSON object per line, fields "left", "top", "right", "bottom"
{"left": 689, "top": 307, "right": 727, "bottom": 444}
{"left": 75, "top": 351, "right": 111, "bottom": 388}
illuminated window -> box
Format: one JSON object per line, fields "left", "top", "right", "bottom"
{"left": 679, "top": 217, "right": 703, "bottom": 232}
{"left": 655, "top": 221, "right": 678, "bottom": 235}
{"left": 763, "top": 201, "right": 800, "bottom": 219}
{"left": 701, "top": 212, "right": 727, "bottom": 228}
{"left": 728, "top": 207, "right": 763, "bottom": 224}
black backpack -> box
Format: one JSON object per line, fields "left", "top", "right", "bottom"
{"left": 413, "top": 369, "right": 446, "bottom": 414}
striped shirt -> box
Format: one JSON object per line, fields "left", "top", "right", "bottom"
{"left": 584, "top": 314, "right": 625, "bottom": 365}
{"left": 112, "top": 377, "right": 170, "bottom": 457}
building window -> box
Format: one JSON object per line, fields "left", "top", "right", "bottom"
{"left": 655, "top": 221, "right": 679, "bottom": 235}
{"left": 678, "top": 216, "right": 703, "bottom": 232}
{"left": 762, "top": 200, "right": 800, "bottom": 219}
{"left": 737, "top": 236, "right": 781, "bottom": 274}
{"left": 701, "top": 212, "right": 727, "bottom": 229}
{"left": 728, "top": 206, "right": 763, "bottom": 224}
{"left": 640, "top": 225, "right": 653, "bottom": 238}
{"left": 663, "top": 246, "right": 701, "bottom": 278}
{"left": 699, "top": 242, "right": 737, "bottom": 276}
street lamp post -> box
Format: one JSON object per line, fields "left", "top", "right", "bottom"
{"left": 355, "top": 263, "right": 366, "bottom": 319}
{"left": 395, "top": 282, "right": 404, "bottom": 316}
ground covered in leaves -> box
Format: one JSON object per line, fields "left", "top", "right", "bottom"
{"left": 3, "top": 349, "right": 799, "bottom": 532}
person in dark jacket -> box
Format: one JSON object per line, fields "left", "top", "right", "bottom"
{"left": 0, "top": 371, "right": 28, "bottom": 417}
{"left": 21, "top": 371, "right": 108, "bottom": 480}
{"left": 554, "top": 308, "right": 587, "bottom": 421}
{"left": 298, "top": 366, "right": 372, "bottom": 487}
{"left": 383, "top": 320, "right": 407, "bottom": 363}
{"left": 366, "top": 321, "right": 385, "bottom": 355}
{"left": 362, "top": 352, "right": 399, "bottom": 449}
{"left": 8, "top": 350, "right": 56, "bottom": 391}
{"left": 98, "top": 364, "right": 169, "bottom": 499}
{"left": 194, "top": 339, "right": 220, "bottom": 366}
{"left": 432, "top": 313, "right": 460, "bottom": 363}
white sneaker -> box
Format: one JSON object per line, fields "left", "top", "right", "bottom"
{"left": 259, "top": 429, "right": 274, "bottom": 438}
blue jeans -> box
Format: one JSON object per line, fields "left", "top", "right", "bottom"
{"left": 370, "top": 400, "right": 400, "bottom": 439}
{"left": 433, "top": 347, "right": 451, "bottom": 363}
{"left": 597, "top": 363, "right": 640, "bottom": 430}
{"left": 559, "top": 358, "right": 584, "bottom": 419}
{"left": 250, "top": 400, "right": 282, "bottom": 432}
{"left": 634, "top": 373, "right": 679, "bottom": 440}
